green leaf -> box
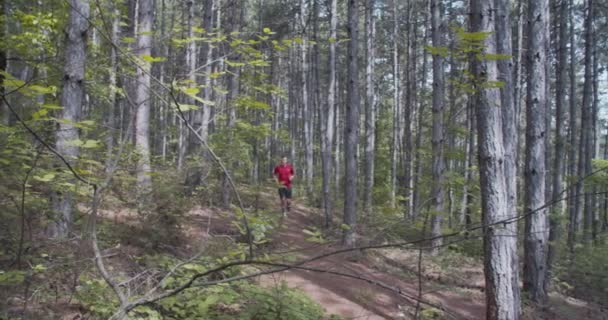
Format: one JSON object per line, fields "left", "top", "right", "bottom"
{"left": 263, "top": 27, "right": 272, "bottom": 34}
{"left": 122, "top": 36, "right": 136, "bottom": 43}
{"left": 142, "top": 54, "right": 166, "bottom": 62}
{"left": 181, "top": 87, "right": 200, "bottom": 95}
{"left": 82, "top": 140, "right": 100, "bottom": 149}
{"left": 177, "top": 103, "right": 199, "bottom": 111}
{"left": 33, "top": 173, "right": 55, "bottom": 182}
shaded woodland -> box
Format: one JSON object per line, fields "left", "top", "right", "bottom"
{"left": 1, "top": 0, "right": 608, "bottom": 319}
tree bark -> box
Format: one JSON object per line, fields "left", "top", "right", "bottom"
{"left": 523, "top": 0, "right": 549, "bottom": 304}
{"left": 471, "top": 0, "right": 521, "bottom": 317}
{"left": 548, "top": 0, "right": 569, "bottom": 278}
{"left": 343, "top": 0, "right": 359, "bottom": 247}
{"left": 580, "top": 0, "right": 594, "bottom": 243}
{"left": 50, "top": 0, "right": 89, "bottom": 238}
{"left": 322, "top": 0, "right": 337, "bottom": 227}
{"left": 404, "top": 0, "right": 417, "bottom": 219}
{"left": 200, "top": 0, "right": 215, "bottom": 144}
{"left": 495, "top": 0, "right": 521, "bottom": 311}
{"left": 363, "top": 0, "right": 375, "bottom": 215}
{"left": 134, "top": 0, "right": 154, "bottom": 206}
{"left": 300, "top": 0, "right": 313, "bottom": 197}
{"left": 566, "top": 0, "right": 578, "bottom": 250}
{"left": 390, "top": 0, "right": 400, "bottom": 208}
{"left": 430, "top": 0, "right": 446, "bottom": 255}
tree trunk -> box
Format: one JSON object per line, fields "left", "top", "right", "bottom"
{"left": 495, "top": 0, "right": 521, "bottom": 311}
{"left": 580, "top": 0, "right": 594, "bottom": 243}
{"left": 300, "top": 0, "right": 313, "bottom": 197}
{"left": 471, "top": 0, "right": 521, "bottom": 317}
{"left": 566, "top": 0, "right": 578, "bottom": 250}
{"left": 548, "top": 0, "right": 569, "bottom": 278}
{"left": 523, "top": 0, "right": 549, "bottom": 304}
{"left": 430, "top": 0, "right": 445, "bottom": 255}
{"left": 105, "top": 1, "right": 120, "bottom": 171}
{"left": 404, "top": 0, "right": 417, "bottom": 219}
{"left": 200, "top": 0, "right": 215, "bottom": 144}
{"left": 389, "top": 0, "right": 400, "bottom": 208}
{"left": 322, "top": 0, "right": 337, "bottom": 227}
{"left": 50, "top": 0, "right": 89, "bottom": 238}
{"left": 363, "top": 0, "right": 375, "bottom": 215}
{"left": 134, "top": 0, "right": 154, "bottom": 207}
{"left": 343, "top": 0, "right": 359, "bottom": 247}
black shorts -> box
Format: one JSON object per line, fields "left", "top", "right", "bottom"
{"left": 278, "top": 187, "right": 292, "bottom": 199}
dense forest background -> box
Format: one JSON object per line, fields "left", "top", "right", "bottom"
{"left": 1, "top": 0, "right": 608, "bottom": 319}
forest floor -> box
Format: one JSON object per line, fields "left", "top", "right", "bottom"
{"left": 211, "top": 189, "right": 608, "bottom": 320}
{"left": 255, "top": 199, "right": 486, "bottom": 320}
{"left": 50, "top": 187, "right": 607, "bottom": 320}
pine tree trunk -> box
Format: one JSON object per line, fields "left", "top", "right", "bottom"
{"left": 430, "top": 0, "right": 445, "bottom": 255}
{"left": 389, "top": 0, "right": 399, "bottom": 208}
{"left": 322, "top": 0, "right": 337, "bottom": 227}
{"left": 566, "top": 0, "right": 578, "bottom": 250}
{"left": 413, "top": 19, "right": 430, "bottom": 219}
{"left": 134, "top": 0, "right": 154, "bottom": 206}
{"left": 523, "top": 0, "right": 549, "bottom": 304}
{"left": 200, "top": 0, "right": 215, "bottom": 144}
{"left": 404, "top": 0, "right": 417, "bottom": 219}
{"left": 548, "top": 0, "right": 569, "bottom": 277}
{"left": 299, "top": 0, "right": 313, "bottom": 197}
{"left": 581, "top": 0, "right": 594, "bottom": 243}
{"left": 363, "top": 0, "right": 375, "bottom": 215}
{"left": 50, "top": 0, "right": 89, "bottom": 238}
{"left": 495, "top": 0, "right": 521, "bottom": 311}
{"left": 343, "top": 0, "right": 359, "bottom": 247}
{"left": 471, "top": 0, "right": 521, "bottom": 317}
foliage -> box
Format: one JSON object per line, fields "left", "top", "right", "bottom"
{"left": 555, "top": 237, "right": 608, "bottom": 305}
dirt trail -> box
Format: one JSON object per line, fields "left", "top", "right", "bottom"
{"left": 258, "top": 203, "right": 485, "bottom": 320}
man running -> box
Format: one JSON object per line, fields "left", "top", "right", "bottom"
{"left": 273, "top": 156, "right": 295, "bottom": 216}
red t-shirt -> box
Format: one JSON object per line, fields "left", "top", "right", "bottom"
{"left": 274, "top": 164, "right": 294, "bottom": 189}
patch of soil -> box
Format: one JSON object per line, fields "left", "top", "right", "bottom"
{"left": 258, "top": 203, "right": 486, "bottom": 320}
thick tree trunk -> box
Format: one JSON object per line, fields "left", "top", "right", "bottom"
{"left": 343, "top": 0, "right": 359, "bottom": 247}
{"left": 134, "top": 0, "right": 154, "bottom": 206}
{"left": 50, "top": 0, "right": 89, "bottom": 238}
{"left": 471, "top": 0, "right": 521, "bottom": 317}
{"left": 430, "top": 0, "right": 445, "bottom": 255}
{"left": 495, "top": 0, "right": 521, "bottom": 311}
{"left": 523, "top": 0, "right": 549, "bottom": 304}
